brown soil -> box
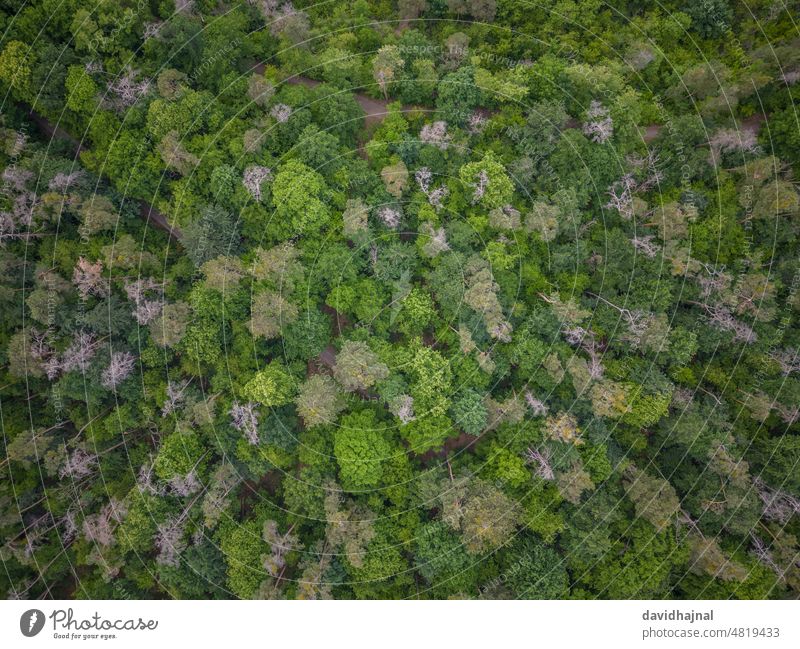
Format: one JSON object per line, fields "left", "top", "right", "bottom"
{"left": 416, "top": 430, "right": 480, "bottom": 464}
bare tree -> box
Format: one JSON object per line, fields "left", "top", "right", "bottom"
{"left": 101, "top": 351, "right": 136, "bottom": 390}
{"left": 230, "top": 401, "right": 260, "bottom": 445}
{"left": 524, "top": 447, "right": 554, "bottom": 480}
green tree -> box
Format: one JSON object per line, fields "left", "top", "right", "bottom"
{"left": 243, "top": 363, "right": 297, "bottom": 407}
{"left": 333, "top": 409, "right": 393, "bottom": 491}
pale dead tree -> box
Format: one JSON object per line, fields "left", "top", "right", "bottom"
{"left": 586, "top": 347, "right": 604, "bottom": 380}
{"left": 263, "top": 520, "right": 300, "bottom": 578}
{"left": 59, "top": 448, "right": 97, "bottom": 480}
{"left": 390, "top": 395, "right": 416, "bottom": 424}
{"left": 0, "top": 212, "right": 21, "bottom": 245}
{"left": 142, "top": 21, "right": 163, "bottom": 40}
{"left": 73, "top": 257, "right": 109, "bottom": 300}
{"left": 415, "top": 167, "right": 432, "bottom": 193}
{"left": 11, "top": 191, "right": 39, "bottom": 227}
{"left": 61, "top": 510, "right": 79, "bottom": 544}
{"left": 709, "top": 127, "right": 760, "bottom": 161}
{"left": 137, "top": 459, "right": 165, "bottom": 496}
{"left": 562, "top": 322, "right": 604, "bottom": 378}
{"left": 270, "top": 103, "right": 292, "bottom": 123}
{"left": 468, "top": 111, "right": 487, "bottom": 135}
{"left": 230, "top": 401, "right": 260, "bottom": 445}
{"left": 470, "top": 169, "right": 490, "bottom": 204}
{"left": 419, "top": 121, "right": 451, "bottom": 150}
{"left": 61, "top": 331, "right": 97, "bottom": 373}
{"left": 155, "top": 516, "right": 186, "bottom": 567}
{"left": 582, "top": 100, "right": 613, "bottom": 143}
{"left": 2, "top": 167, "right": 32, "bottom": 192}
{"left": 524, "top": 390, "right": 548, "bottom": 416}
{"left": 749, "top": 533, "right": 783, "bottom": 578}
{"left": 243, "top": 165, "right": 273, "bottom": 202}
{"left": 259, "top": 1, "right": 309, "bottom": 40}
{"left": 592, "top": 293, "right": 655, "bottom": 348}
{"left": 101, "top": 351, "right": 136, "bottom": 390}
{"left": 18, "top": 513, "right": 53, "bottom": 560}
{"left": 28, "top": 327, "right": 52, "bottom": 361}
{"left": 631, "top": 234, "right": 659, "bottom": 258}
{"left": 524, "top": 447, "right": 554, "bottom": 480}
{"left": 781, "top": 70, "right": 800, "bottom": 85}
{"left": 697, "top": 267, "right": 730, "bottom": 298}
{"left": 775, "top": 402, "right": 800, "bottom": 426}
{"left": 134, "top": 299, "right": 164, "bottom": 325}
{"left": 83, "top": 499, "right": 128, "bottom": 547}
{"left": 701, "top": 303, "right": 757, "bottom": 343}
{"left": 377, "top": 206, "right": 402, "bottom": 229}
{"left": 106, "top": 68, "right": 151, "bottom": 108}
{"left": 415, "top": 167, "right": 449, "bottom": 210}
{"left": 771, "top": 348, "right": 800, "bottom": 376}
{"left": 43, "top": 356, "right": 62, "bottom": 381}
{"left": 627, "top": 149, "right": 663, "bottom": 192}
{"left": 606, "top": 173, "right": 636, "bottom": 220}
{"left": 169, "top": 454, "right": 206, "bottom": 497}
{"left": 124, "top": 277, "right": 164, "bottom": 325}
{"left": 427, "top": 185, "right": 450, "bottom": 210}
{"left": 754, "top": 477, "right": 800, "bottom": 524}
{"left": 420, "top": 222, "right": 450, "bottom": 258}
{"left": 48, "top": 171, "right": 83, "bottom": 193}
{"left": 562, "top": 325, "right": 590, "bottom": 347}
{"left": 123, "top": 277, "right": 162, "bottom": 303}
{"left": 162, "top": 379, "right": 190, "bottom": 416}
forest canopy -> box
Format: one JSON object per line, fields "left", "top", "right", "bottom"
{"left": 0, "top": 0, "right": 799, "bottom": 600}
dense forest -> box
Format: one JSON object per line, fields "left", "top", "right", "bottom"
{"left": 1, "top": 0, "right": 799, "bottom": 600}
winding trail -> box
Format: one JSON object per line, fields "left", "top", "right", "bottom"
{"left": 23, "top": 106, "right": 181, "bottom": 240}
{"left": 22, "top": 78, "right": 766, "bottom": 241}
{"left": 277, "top": 73, "right": 768, "bottom": 144}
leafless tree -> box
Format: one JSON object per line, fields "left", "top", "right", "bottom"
{"left": 155, "top": 516, "right": 186, "bottom": 567}
{"left": 73, "top": 257, "right": 109, "bottom": 300}
{"left": 631, "top": 234, "right": 659, "bottom": 258}
{"left": 470, "top": 169, "right": 490, "bottom": 204}
{"left": 377, "top": 206, "right": 402, "bottom": 229}
{"left": 524, "top": 447, "right": 554, "bottom": 480}
{"left": 106, "top": 68, "right": 151, "bottom": 109}
{"left": 48, "top": 171, "right": 83, "bottom": 193}
{"left": 101, "top": 351, "right": 136, "bottom": 390}
{"left": 582, "top": 100, "right": 613, "bottom": 143}
{"left": 390, "top": 395, "right": 416, "bottom": 424}
{"left": 754, "top": 477, "right": 800, "bottom": 523}
{"left": 59, "top": 448, "right": 97, "bottom": 480}
{"left": 523, "top": 390, "right": 548, "bottom": 416}
{"left": 270, "top": 103, "right": 292, "bottom": 123}
{"left": 606, "top": 173, "right": 636, "bottom": 220}
{"left": 61, "top": 331, "right": 97, "bottom": 373}
{"left": 162, "top": 379, "right": 190, "bottom": 416}
{"left": 771, "top": 348, "right": 800, "bottom": 376}
{"left": 419, "top": 121, "right": 451, "bottom": 150}
{"left": 230, "top": 401, "right": 260, "bottom": 445}
{"left": 243, "top": 165, "right": 273, "bottom": 202}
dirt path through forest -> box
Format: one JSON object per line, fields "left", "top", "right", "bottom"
{"left": 276, "top": 72, "right": 767, "bottom": 144}
{"left": 23, "top": 106, "right": 181, "bottom": 239}
{"left": 22, "top": 79, "right": 766, "bottom": 242}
